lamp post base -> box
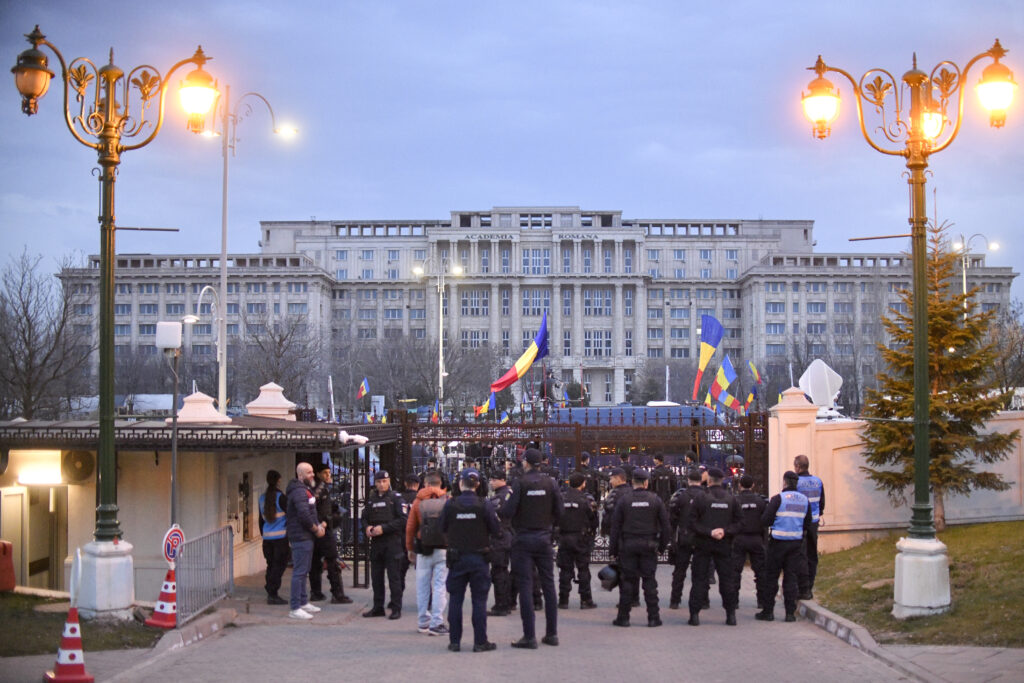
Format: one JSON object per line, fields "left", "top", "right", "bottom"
{"left": 76, "top": 540, "right": 135, "bottom": 620}
{"left": 892, "top": 536, "right": 951, "bottom": 619}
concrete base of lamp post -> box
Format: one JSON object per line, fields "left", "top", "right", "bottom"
{"left": 892, "top": 536, "right": 951, "bottom": 619}
{"left": 76, "top": 540, "right": 136, "bottom": 620}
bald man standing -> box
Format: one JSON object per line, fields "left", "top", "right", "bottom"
{"left": 286, "top": 462, "right": 326, "bottom": 620}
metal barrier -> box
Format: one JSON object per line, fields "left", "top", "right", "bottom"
{"left": 177, "top": 525, "right": 234, "bottom": 625}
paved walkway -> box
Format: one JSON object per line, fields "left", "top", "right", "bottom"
{"left": 4, "top": 565, "right": 1023, "bottom": 682}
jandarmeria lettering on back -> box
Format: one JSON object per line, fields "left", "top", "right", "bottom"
{"left": 711, "top": 503, "right": 728, "bottom": 509}
{"left": 526, "top": 490, "right": 547, "bottom": 496}
{"left": 456, "top": 513, "right": 478, "bottom": 520}
{"left": 632, "top": 501, "right": 650, "bottom": 507}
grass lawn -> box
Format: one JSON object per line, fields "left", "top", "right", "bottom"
{"left": 0, "top": 593, "right": 163, "bottom": 657}
{"left": 815, "top": 520, "right": 1024, "bottom": 647}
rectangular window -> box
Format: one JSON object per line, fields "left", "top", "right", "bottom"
{"left": 409, "top": 308, "right": 425, "bottom": 320}
{"left": 583, "top": 288, "right": 613, "bottom": 316}
{"left": 114, "top": 324, "right": 131, "bottom": 336}
{"left": 287, "top": 282, "right": 308, "bottom": 293}
{"left": 358, "top": 309, "right": 377, "bottom": 320}
{"left": 563, "top": 330, "right": 571, "bottom": 357}
{"left": 226, "top": 303, "right": 239, "bottom": 315}
{"left": 696, "top": 288, "right": 714, "bottom": 299}
{"left": 647, "top": 347, "right": 664, "bottom": 358}
{"left": 834, "top": 282, "right": 852, "bottom": 293}
{"left": 361, "top": 269, "right": 374, "bottom": 279}
{"left": 166, "top": 283, "right": 185, "bottom": 294}
{"left": 624, "top": 289, "right": 633, "bottom": 317}
{"left": 670, "top": 348, "right": 690, "bottom": 359}
{"left": 138, "top": 283, "right": 158, "bottom": 294}
{"left": 835, "top": 343, "right": 854, "bottom": 356}
{"left": 502, "top": 330, "right": 510, "bottom": 354}
{"left": 165, "top": 303, "right": 185, "bottom": 315}
{"left": 583, "top": 330, "right": 612, "bottom": 357}
{"left": 808, "top": 342, "right": 826, "bottom": 355}
{"left": 138, "top": 324, "right": 156, "bottom": 336}
{"left": 563, "top": 289, "right": 572, "bottom": 316}
{"left": 699, "top": 249, "right": 712, "bottom": 261}
{"left": 480, "top": 248, "right": 490, "bottom": 274}
{"left": 673, "top": 249, "right": 686, "bottom": 261}
{"left": 700, "top": 268, "right": 712, "bottom": 279}
{"left": 670, "top": 327, "right": 689, "bottom": 339}
{"left": 726, "top": 268, "right": 738, "bottom": 279}
{"left": 765, "top": 323, "right": 786, "bottom": 335}
{"left": 603, "top": 249, "right": 613, "bottom": 273}
{"left": 765, "top": 302, "right": 785, "bottom": 314}
{"left": 765, "top": 282, "right": 786, "bottom": 293}
{"left": 806, "top": 323, "right": 827, "bottom": 335}
{"left": 521, "top": 289, "right": 547, "bottom": 317}
{"left": 460, "top": 289, "right": 489, "bottom": 316}
{"left": 624, "top": 330, "right": 633, "bottom": 357}
{"left": 862, "top": 302, "right": 879, "bottom": 315}
{"left": 697, "top": 307, "right": 715, "bottom": 319}
{"left": 413, "top": 249, "right": 426, "bottom": 261}
{"left": 192, "top": 323, "right": 212, "bottom": 335}
{"left": 647, "top": 249, "right": 660, "bottom": 261}
{"left": 226, "top": 323, "right": 239, "bottom": 335}
{"left": 834, "top": 302, "right": 854, "bottom": 314}
{"left": 725, "top": 249, "right": 738, "bottom": 260}
{"left": 669, "top": 307, "right": 689, "bottom": 319}
{"left": 647, "top": 327, "right": 664, "bottom": 339}
{"left": 722, "top": 308, "right": 740, "bottom": 319}
{"left": 387, "top": 249, "right": 400, "bottom": 261}
{"left": 623, "top": 248, "right": 633, "bottom": 274}
{"left": 226, "top": 283, "right": 240, "bottom": 294}
{"left": 115, "top": 284, "right": 132, "bottom": 295}
{"left": 114, "top": 304, "right": 131, "bottom": 316}
{"left": 191, "top": 343, "right": 212, "bottom": 356}
{"left": 648, "top": 307, "right": 663, "bottom": 319}
{"left": 361, "top": 249, "right": 374, "bottom": 260}
{"left": 562, "top": 248, "right": 572, "bottom": 274}
{"left": 357, "top": 328, "right": 377, "bottom": 339}
{"left": 501, "top": 289, "right": 510, "bottom": 316}
{"left": 246, "top": 282, "right": 266, "bottom": 294}
{"left": 501, "top": 248, "right": 510, "bottom": 274}
{"left": 834, "top": 322, "right": 853, "bottom": 334}
{"left": 335, "top": 250, "right": 348, "bottom": 260}
{"left": 766, "top": 343, "right": 786, "bottom": 356}
{"left": 807, "top": 301, "right": 826, "bottom": 314}
{"left": 247, "top": 302, "right": 266, "bottom": 315}
{"left": 192, "top": 302, "right": 212, "bottom": 315}
{"left": 891, "top": 302, "right": 909, "bottom": 314}
{"left": 288, "top": 302, "right": 308, "bottom": 314}
{"left": 582, "top": 248, "right": 593, "bottom": 274}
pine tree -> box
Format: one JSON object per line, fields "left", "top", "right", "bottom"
{"left": 861, "top": 223, "right": 1019, "bottom": 530}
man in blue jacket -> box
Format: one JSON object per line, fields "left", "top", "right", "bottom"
{"left": 285, "top": 462, "right": 326, "bottom": 620}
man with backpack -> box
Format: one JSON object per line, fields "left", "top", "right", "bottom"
{"left": 406, "top": 471, "right": 450, "bottom": 636}
{"left": 650, "top": 454, "right": 677, "bottom": 504}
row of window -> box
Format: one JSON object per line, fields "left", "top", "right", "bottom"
{"left": 765, "top": 301, "right": 909, "bottom": 315}
{"left": 112, "top": 282, "right": 309, "bottom": 295}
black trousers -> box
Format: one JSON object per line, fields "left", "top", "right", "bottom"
{"left": 262, "top": 537, "right": 289, "bottom": 597}
{"left": 732, "top": 533, "right": 767, "bottom": 606}
{"left": 447, "top": 552, "right": 491, "bottom": 646}
{"left": 556, "top": 534, "right": 593, "bottom": 603}
{"left": 669, "top": 542, "right": 694, "bottom": 604}
{"left": 489, "top": 548, "right": 513, "bottom": 610}
{"left": 369, "top": 538, "right": 404, "bottom": 611}
{"left": 510, "top": 532, "right": 557, "bottom": 640}
{"left": 689, "top": 539, "right": 738, "bottom": 613}
{"left": 310, "top": 531, "right": 345, "bottom": 598}
{"left": 798, "top": 522, "right": 820, "bottom": 593}
{"left": 617, "top": 538, "right": 659, "bottom": 620}
{"left": 766, "top": 538, "right": 803, "bottom": 615}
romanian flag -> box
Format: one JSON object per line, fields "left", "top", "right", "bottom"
{"left": 691, "top": 315, "right": 724, "bottom": 399}
{"left": 744, "top": 391, "right": 755, "bottom": 412}
{"left": 491, "top": 311, "right": 549, "bottom": 393}
{"left": 500, "top": 410, "right": 510, "bottom": 424}
{"left": 380, "top": 413, "right": 387, "bottom": 424}
{"left": 356, "top": 377, "right": 369, "bottom": 399}
{"left": 431, "top": 399, "right": 440, "bottom": 424}
{"left": 748, "top": 360, "right": 763, "bottom": 385}
{"left": 474, "top": 392, "right": 496, "bottom": 417}
{"left": 710, "top": 356, "right": 743, "bottom": 412}
{"left": 704, "top": 392, "right": 712, "bottom": 409}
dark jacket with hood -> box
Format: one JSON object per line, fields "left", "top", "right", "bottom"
{"left": 286, "top": 477, "right": 320, "bottom": 543}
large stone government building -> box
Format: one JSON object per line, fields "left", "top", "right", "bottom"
{"left": 63, "top": 205, "right": 1016, "bottom": 411}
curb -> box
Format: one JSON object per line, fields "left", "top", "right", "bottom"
{"left": 797, "top": 600, "right": 948, "bottom": 683}
{"left": 106, "top": 607, "right": 237, "bottom": 682}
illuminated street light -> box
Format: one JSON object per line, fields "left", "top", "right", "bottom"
{"left": 413, "top": 259, "right": 463, "bottom": 410}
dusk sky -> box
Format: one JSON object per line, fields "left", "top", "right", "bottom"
{"left": 1, "top": 1, "right": 1021, "bottom": 298}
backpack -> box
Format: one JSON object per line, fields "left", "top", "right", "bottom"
{"left": 418, "top": 497, "right": 448, "bottom": 551}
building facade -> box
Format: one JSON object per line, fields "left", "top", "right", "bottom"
{"left": 63, "top": 206, "right": 1016, "bottom": 412}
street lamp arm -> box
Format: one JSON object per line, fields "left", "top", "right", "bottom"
{"left": 27, "top": 35, "right": 98, "bottom": 152}
{"left": 122, "top": 49, "right": 212, "bottom": 152}
{"left": 817, "top": 62, "right": 906, "bottom": 157}
{"left": 222, "top": 90, "right": 286, "bottom": 156}
{"left": 929, "top": 46, "right": 1003, "bottom": 155}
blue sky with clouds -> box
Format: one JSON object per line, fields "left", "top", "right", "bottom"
{"left": 1, "top": 0, "right": 1021, "bottom": 297}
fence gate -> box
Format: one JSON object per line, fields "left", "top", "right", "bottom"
{"left": 176, "top": 525, "right": 234, "bottom": 625}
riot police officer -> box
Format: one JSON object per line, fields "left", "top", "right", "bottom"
{"left": 442, "top": 468, "right": 501, "bottom": 652}
{"left": 668, "top": 468, "right": 703, "bottom": 609}
{"left": 609, "top": 469, "right": 671, "bottom": 627}
{"left": 540, "top": 453, "right": 561, "bottom": 487}
{"left": 309, "top": 464, "right": 352, "bottom": 604}
{"left": 573, "top": 451, "right": 602, "bottom": 501}
{"left": 362, "top": 470, "right": 409, "bottom": 619}
{"left": 487, "top": 470, "right": 514, "bottom": 617}
{"left": 732, "top": 474, "right": 767, "bottom": 610}
{"left": 757, "top": 471, "right": 812, "bottom": 622}
{"left": 650, "top": 454, "right": 677, "bottom": 504}
{"left": 794, "top": 454, "right": 824, "bottom": 600}
{"left": 599, "top": 468, "right": 630, "bottom": 537}
{"left": 687, "top": 467, "right": 741, "bottom": 626}
{"left": 557, "top": 472, "right": 598, "bottom": 609}
{"left": 499, "top": 448, "right": 562, "bottom": 649}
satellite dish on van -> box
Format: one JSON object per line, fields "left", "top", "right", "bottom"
{"left": 798, "top": 359, "right": 843, "bottom": 408}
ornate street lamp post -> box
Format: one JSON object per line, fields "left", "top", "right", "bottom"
{"left": 202, "top": 87, "right": 295, "bottom": 413}
{"left": 801, "top": 41, "right": 1015, "bottom": 617}
{"left": 12, "top": 26, "right": 217, "bottom": 617}
{"left": 413, "top": 258, "right": 463, "bottom": 411}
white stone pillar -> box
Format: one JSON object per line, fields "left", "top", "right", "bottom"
{"left": 767, "top": 387, "right": 818, "bottom": 490}
{"left": 892, "top": 537, "right": 951, "bottom": 618}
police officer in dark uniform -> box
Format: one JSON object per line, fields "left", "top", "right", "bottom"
{"left": 419, "top": 457, "right": 450, "bottom": 491}
{"left": 757, "top": 471, "right": 812, "bottom": 622}
{"left": 599, "top": 468, "right": 630, "bottom": 537}
{"left": 362, "top": 470, "right": 409, "bottom": 619}
{"left": 573, "top": 451, "right": 602, "bottom": 501}
{"left": 609, "top": 468, "right": 671, "bottom": 627}
{"left": 487, "top": 470, "right": 514, "bottom": 617}
{"left": 687, "top": 467, "right": 741, "bottom": 626}
{"left": 732, "top": 474, "right": 768, "bottom": 610}
{"left": 442, "top": 468, "right": 501, "bottom": 652}
{"left": 499, "top": 448, "right": 562, "bottom": 649}
{"left": 540, "top": 453, "right": 561, "bottom": 487}
{"left": 452, "top": 457, "right": 491, "bottom": 498}
{"left": 794, "top": 454, "right": 824, "bottom": 600}
{"left": 617, "top": 453, "right": 635, "bottom": 481}
{"left": 557, "top": 472, "right": 598, "bottom": 609}
{"left": 668, "top": 468, "right": 703, "bottom": 609}
{"left": 650, "top": 454, "right": 677, "bottom": 504}
{"left": 309, "top": 464, "right": 353, "bottom": 604}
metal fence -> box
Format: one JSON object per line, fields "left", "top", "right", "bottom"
{"left": 177, "top": 525, "right": 234, "bottom": 625}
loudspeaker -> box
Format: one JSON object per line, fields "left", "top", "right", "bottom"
{"left": 61, "top": 450, "right": 95, "bottom": 484}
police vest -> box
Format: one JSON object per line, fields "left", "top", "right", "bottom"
{"left": 771, "top": 490, "right": 809, "bottom": 540}
{"left": 699, "top": 488, "right": 734, "bottom": 531}
{"left": 651, "top": 467, "right": 674, "bottom": 502}
{"left": 259, "top": 490, "right": 287, "bottom": 540}
{"left": 364, "top": 492, "right": 397, "bottom": 526}
{"left": 447, "top": 497, "right": 490, "bottom": 553}
{"left": 736, "top": 491, "right": 764, "bottom": 535}
{"left": 515, "top": 473, "right": 554, "bottom": 530}
{"left": 797, "top": 474, "right": 823, "bottom": 523}
{"left": 621, "top": 489, "right": 660, "bottom": 538}
{"left": 560, "top": 488, "right": 590, "bottom": 534}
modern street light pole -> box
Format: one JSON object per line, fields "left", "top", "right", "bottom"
{"left": 952, "top": 233, "right": 1000, "bottom": 321}
{"left": 12, "top": 26, "right": 218, "bottom": 617}
{"left": 206, "top": 85, "right": 294, "bottom": 414}
{"left": 413, "top": 258, "right": 463, "bottom": 411}
{"left": 801, "top": 40, "right": 1016, "bottom": 617}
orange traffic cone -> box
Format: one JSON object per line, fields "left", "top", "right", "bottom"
{"left": 144, "top": 566, "right": 177, "bottom": 629}
{"left": 44, "top": 606, "right": 94, "bottom": 683}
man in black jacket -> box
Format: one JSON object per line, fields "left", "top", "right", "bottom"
{"left": 487, "top": 470, "right": 515, "bottom": 617}
{"left": 650, "top": 454, "right": 677, "bottom": 503}
{"left": 285, "top": 462, "right": 326, "bottom": 620}
{"left": 309, "top": 464, "right": 352, "bottom": 604}
{"left": 573, "top": 451, "right": 603, "bottom": 501}
{"left": 362, "top": 470, "right": 409, "bottom": 619}
{"left": 687, "top": 467, "right": 741, "bottom": 626}
{"left": 610, "top": 469, "right": 671, "bottom": 627}
{"left": 732, "top": 474, "right": 767, "bottom": 610}
{"left": 556, "top": 472, "right": 598, "bottom": 609}
{"left": 668, "top": 468, "right": 703, "bottom": 609}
